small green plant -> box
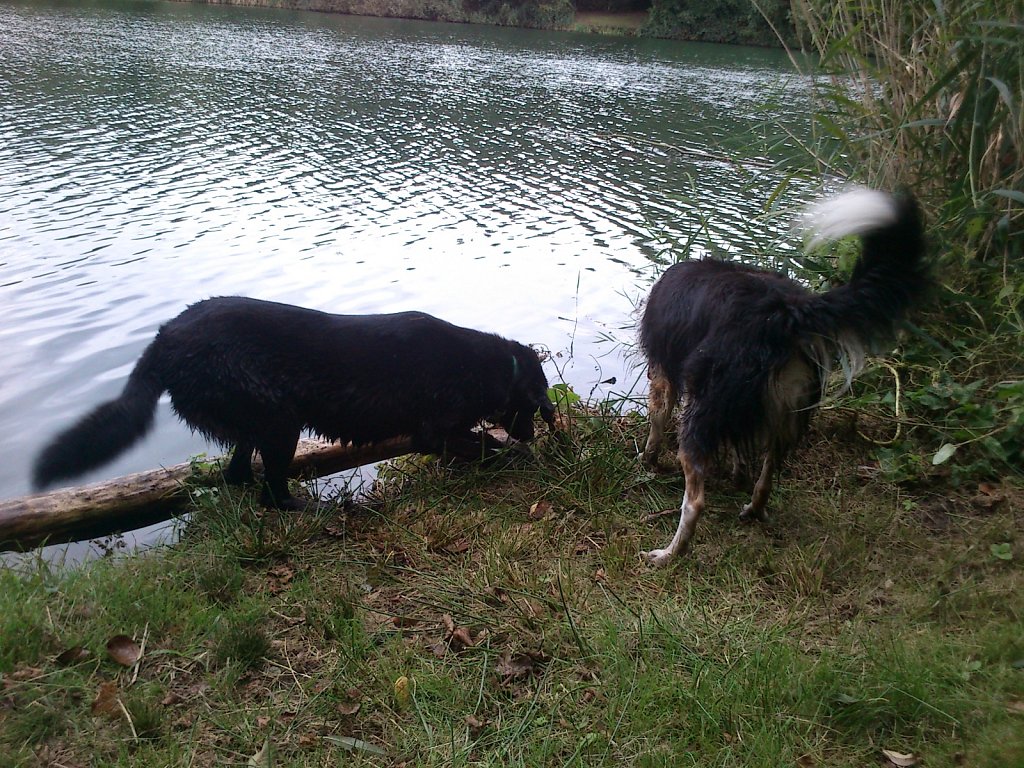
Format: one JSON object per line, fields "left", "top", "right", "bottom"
{"left": 547, "top": 382, "right": 581, "bottom": 414}
{"left": 990, "top": 542, "right": 1013, "bottom": 561}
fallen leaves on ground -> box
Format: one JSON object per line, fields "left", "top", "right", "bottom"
{"left": 106, "top": 635, "right": 141, "bottom": 667}
{"left": 266, "top": 562, "right": 297, "bottom": 594}
{"left": 55, "top": 645, "right": 92, "bottom": 666}
{"left": 465, "top": 713, "right": 487, "bottom": 739}
{"left": 91, "top": 680, "right": 120, "bottom": 717}
{"left": 337, "top": 687, "right": 362, "bottom": 716}
{"left": 528, "top": 500, "right": 553, "bottom": 520}
{"left": 435, "top": 613, "right": 482, "bottom": 655}
{"left": 495, "top": 650, "right": 549, "bottom": 681}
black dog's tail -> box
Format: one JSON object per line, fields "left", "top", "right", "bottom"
{"left": 32, "top": 341, "right": 166, "bottom": 490}
{"left": 797, "top": 187, "right": 928, "bottom": 386}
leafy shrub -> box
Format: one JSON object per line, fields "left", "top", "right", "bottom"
{"left": 644, "top": 0, "right": 797, "bottom": 46}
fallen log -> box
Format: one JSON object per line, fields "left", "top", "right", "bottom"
{"left": 0, "top": 437, "right": 415, "bottom": 552}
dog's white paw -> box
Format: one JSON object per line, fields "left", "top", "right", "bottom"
{"left": 642, "top": 548, "right": 675, "bottom": 567}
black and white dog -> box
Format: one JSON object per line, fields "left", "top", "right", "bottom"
{"left": 639, "top": 188, "right": 928, "bottom": 565}
{"left": 33, "top": 298, "right": 555, "bottom": 508}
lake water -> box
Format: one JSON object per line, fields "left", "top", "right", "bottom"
{"left": 0, "top": 0, "right": 815, "bottom": 554}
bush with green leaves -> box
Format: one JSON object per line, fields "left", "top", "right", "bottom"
{"left": 644, "top": 0, "right": 797, "bottom": 45}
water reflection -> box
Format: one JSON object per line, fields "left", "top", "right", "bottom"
{"left": 0, "top": 0, "right": 815, "bottom": 554}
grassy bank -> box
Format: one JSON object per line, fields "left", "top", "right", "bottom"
{"left": 1, "top": 403, "right": 1021, "bottom": 766}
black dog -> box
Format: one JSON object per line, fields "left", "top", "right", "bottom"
{"left": 639, "top": 188, "right": 928, "bottom": 565}
{"left": 33, "top": 298, "right": 555, "bottom": 507}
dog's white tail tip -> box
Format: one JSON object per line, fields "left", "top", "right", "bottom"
{"left": 801, "top": 187, "right": 899, "bottom": 249}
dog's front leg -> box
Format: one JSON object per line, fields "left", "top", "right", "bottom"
{"left": 257, "top": 429, "right": 301, "bottom": 510}
{"left": 222, "top": 441, "right": 256, "bottom": 486}
{"left": 644, "top": 450, "right": 705, "bottom": 567}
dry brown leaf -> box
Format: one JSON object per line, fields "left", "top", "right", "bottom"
{"left": 450, "top": 627, "right": 476, "bottom": 650}
{"left": 518, "top": 597, "right": 546, "bottom": 620}
{"left": 495, "top": 650, "right": 549, "bottom": 680}
{"left": 970, "top": 493, "right": 1003, "bottom": 511}
{"left": 483, "top": 586, "right": 508, "bottom": 605}
{"left": 465, "top": 713, "right": 487, "bottom": 739}
{"left": 55, "top": 646, "right": 92, "bottom": 666}
{"left": 442, "top": 614, "right": 456, "bottom": 635}
{"left": 160, "top": 692, "right": 182, "bottom": 707}
{"left": 106, "top": 635, "right": 141, "bottom": 667}
{"left": 977, "top": 481, "right": 1000, "bottom": 495}
{"left": 881, "top": 749, "right": 920, "bottom": 767}
{"left": 430, "top": 640, "right": 448, "bottom": 658}
{"left": 442, "top": 538, "right": 471, "bottom": 555}
{"left": 267, "top": 563, "right": 297, "bottom": 594}
{"left": 91, "top": 680, "right": 120, "bottom": 717}
{"left": 338, "top": 687, "right": 362, "bottom": 715}
{"left": 324, "top": 522, "right": 347, "bottom": 538}
{"left": 528, "top": 500, "right": 552, "bottom": 520}
{"left": 9, "top": 665, "right": 45, "bottom": 682}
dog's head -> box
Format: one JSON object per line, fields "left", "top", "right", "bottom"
{"left": 499, "top": 344, "right": 555, "bottom": 442}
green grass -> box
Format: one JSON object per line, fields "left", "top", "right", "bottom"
{"left": 1, "top": 403, "right": 1021, "bottom": 767}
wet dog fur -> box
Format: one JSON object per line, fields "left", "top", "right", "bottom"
{"left": 638, "top": 188, "right": 928, "bottom": 565}
{"left": 33, "top": 297, "right": 555, "bottom": 508}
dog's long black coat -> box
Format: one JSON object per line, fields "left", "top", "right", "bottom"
{"left": 33, "top": 298, "right": 555, "bottom": 507}
{"left": 639, "top": 188, "right": 927, "bottom": 565}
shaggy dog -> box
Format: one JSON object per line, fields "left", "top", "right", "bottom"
{"left": 639, "top": 188, "right": 928, "bottom": 566}
{"left": 33, "top": 298, "right": 555, "bottom": 508}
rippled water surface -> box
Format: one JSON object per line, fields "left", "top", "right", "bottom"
{"left": 0, "top": 0, "right": 814, "bottom": 543}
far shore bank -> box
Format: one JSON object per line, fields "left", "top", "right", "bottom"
{"left": 174, "top": 0, "right": 794, "bottom": 46}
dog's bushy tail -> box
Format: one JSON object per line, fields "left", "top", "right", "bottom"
{"left": 797, "top": 187, "right": 928, "bottom": 386}
{"left": 32, "top": 342, "right": 166, "bottom": 490}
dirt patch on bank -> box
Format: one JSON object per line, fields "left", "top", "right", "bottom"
{"left": 574, "top": 11, "right": 648, "bottom": 33}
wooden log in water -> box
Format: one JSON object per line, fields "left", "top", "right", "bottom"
{"left": 0, "top": 437, "right": 415, "bottom": 552}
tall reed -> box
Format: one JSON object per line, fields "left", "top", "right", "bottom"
{"left": 791, "top": 0, "right": 1021, "bottom": 264}
{"left": 777, "top": 1, "right": 1023, "bottom": 480}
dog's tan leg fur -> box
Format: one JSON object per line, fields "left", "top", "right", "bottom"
{"left": 641, "top": 367, "right": 676, "bottom": 470}
{"left": 740, "top": 452, "right": 774, "bottom": 521}
{"left": 643, "top": 449, "right": 705, "bottom": 567}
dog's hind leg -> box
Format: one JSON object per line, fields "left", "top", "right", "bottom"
{"left": 256, "top": 429, "right": 301, "bottom": 510}
{"left": 222, "top": 441, "right": 255, "bottom": 486}
{"left": 641, "top": 367, "right": 676, "bottom": 471}
{"left": 643, "top": 449, "right": 705, "bottom": 567}
{"left": 739, "top": 451, "right": 774, "bottom": 522}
